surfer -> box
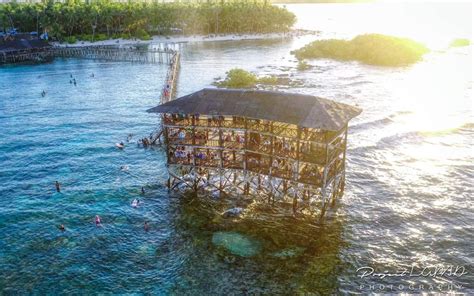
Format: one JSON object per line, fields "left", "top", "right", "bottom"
{"left": 131, "top": 199, "right": 139, "bottom": 208}
{"left": 55, "top": 181, "right": 61, "bottom": 192}
{"left": 95, "top": 215, "right": 101, "bottom": 226}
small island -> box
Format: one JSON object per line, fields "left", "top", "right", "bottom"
{"left": 292, "top": 33, "right": 429, "bottom": 67}
{"left": 450, "top": 38, "right": 470, "bottom": 48}
{"left": 214, "top": 68, "right": 279, "bottom": 89}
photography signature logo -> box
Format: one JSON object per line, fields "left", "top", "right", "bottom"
{"left": 356, "top": 265, "right": 468, "bottom": 279}
{"left": 356, "top": 265, "right": 468, "bottom": 292}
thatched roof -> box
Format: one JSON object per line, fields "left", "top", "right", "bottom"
{"left": 147, "top": 88, "right": 362, "bottom": 131}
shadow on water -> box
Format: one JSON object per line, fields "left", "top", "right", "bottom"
{"left": 167, "top": 192, "right": 346, "bottom": 295}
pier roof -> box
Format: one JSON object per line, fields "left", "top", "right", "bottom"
{"left": 147, "top": 88, "right": 361, "bottom": 131}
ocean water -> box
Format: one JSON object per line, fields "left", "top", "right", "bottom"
{"left": 1, "top": 3, "right": 472, "bottom": 294}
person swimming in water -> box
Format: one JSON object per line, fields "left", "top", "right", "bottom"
{"left": 144, "top": 221, "right": 149, "bottom": 232}
{"left": 116, "top": 142, "right": 125, "bottom": 149}
{"left": 55, "top": 181, "right": 61, "bottom": 192}
{"left": 131, "top": 198, "right": 139, "bottom": 208}
{"left": 41, "top": 90, "right": 46, "bottom": 97}
{"left": 141, "top": 187, "right": 145, "bottom": 195}
{"left": 120, "top": 165, "right": 129, "bottom": 171}
{"left": 58, "top": 224, "right": 66, "bottom": 231}
{"left": 95, "top": 215, "right": 101, "bottom": 226}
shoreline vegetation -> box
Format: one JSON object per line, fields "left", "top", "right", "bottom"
{"left": 0, "top": 1, "right": 295, "bottom": 43}
{"left": 292, "top": 33, "right": 430, "bottom": 67}
{"left": 51, "top": 29, "right": 315, "bottom": 47}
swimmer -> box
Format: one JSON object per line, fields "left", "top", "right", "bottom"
{"left": 58, "top": 224, "right": 66, "bottom": 231}
{"left": 131, "top": 198, "right": 139, "bottom": 208}
{"left": 120, "top": 165, "right": 129, "bottom": 171}
{"left": 116, "top": 142, "right": 125, "bottom": 149}
{"left": 95, "top": 215, "right": 101, "bottom": 226}
{"left": 144, "top": 221, "right": 149, "bottom": 232}
{"left": 41, "top": 90, "right": 46, "bottom": 97}
{"left": 127, "top": 133, "right": 133, "bottom": 142}
{"left": 55, "top": 181, "right": 61, "bottom": 192}
{"left": 141, "top": 187, "right": 145, "bottom": 195}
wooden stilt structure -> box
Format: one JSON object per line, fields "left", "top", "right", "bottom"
{"left": 148, "top": 88, "right": 361, "bottom": 219}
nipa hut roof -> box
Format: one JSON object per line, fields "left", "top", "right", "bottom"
{"left": 147, "top": 88, "right": 362, "bottom": 131}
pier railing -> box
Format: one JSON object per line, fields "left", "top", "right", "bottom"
{"left": 1, "top": 43, "right": 180, "bottom": 65}
{"left": 160, "top": 51, "right": 180, "bottom": 103}
{"left": 0, "top": 48, "right": 54, "bottom": 64}
{"left": 52, "top": 45, "right": 177, "bottom": 65}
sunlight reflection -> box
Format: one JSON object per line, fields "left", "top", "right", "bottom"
{"left": 422, "top": 222, "right": 445, "bottom": 232}
{"left": 433, "top": 197, "right": 454, "bottom": 209}
{"left": 392, "top": 51, "right": 472, "bottom": 133}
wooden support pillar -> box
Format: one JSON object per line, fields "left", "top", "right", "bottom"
{"left": 292, "top": 187, "right": 298, "bottom": 216}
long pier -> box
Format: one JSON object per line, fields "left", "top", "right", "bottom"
{"left": 52, "top": 45, "right": 178, "bottom": 64}
{"left": 161, "top": 50, "right": 180, "bottom": 103}
{"left": 1, "top": 43, "right": 181, "bottom": 65}
{"left": 0, "top": 48, "right": 53, "bottom": 64}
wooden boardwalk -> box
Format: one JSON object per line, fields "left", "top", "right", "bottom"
{"left": 160, "top": 51, "right": 180, "bottom": 103}
{"left": 1, "top": 43, "right": 180, "bottom": 65}
{"left": 0, "top": 49, "right": 53, "bottom": 64}
{"left": 52, "top": 45, "right": 177, "bottom": 64}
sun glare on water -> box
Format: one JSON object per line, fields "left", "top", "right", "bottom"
{"left": 389, "top": 44, "right": 472, "bottom": 133}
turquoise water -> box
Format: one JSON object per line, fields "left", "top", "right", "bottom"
{"left": 0, "top": 59, "right": 177, "bottom": 293}
{"left": 1, "top": 3, "right": 473, "bottom": 294}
